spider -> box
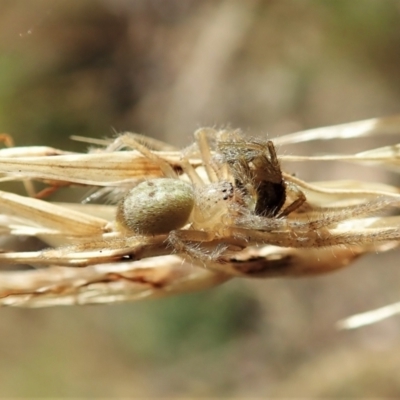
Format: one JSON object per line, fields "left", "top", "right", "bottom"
{"left": 108, "top": 128, "right": 398, "bottom": 264}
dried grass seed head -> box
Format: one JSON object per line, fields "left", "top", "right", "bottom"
{"left": 1, "top": 116, "right": 400, "bottom": 308}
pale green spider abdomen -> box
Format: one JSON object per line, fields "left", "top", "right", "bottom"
{"left": 116, "top": 178, "right": 195, "bottom": 235}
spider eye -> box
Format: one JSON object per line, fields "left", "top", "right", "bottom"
{"left": 116, "top": 178, "right": 194, "bottom": 235}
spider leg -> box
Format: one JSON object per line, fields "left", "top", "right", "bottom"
{"left": 290, "top": 196, "right": 399, "bottom": 231}
{"left": 180, "top": 128, "right": 235, "bottom": 186}
{"left": 237, "top": 196, "right": 398, "bottom": 232}
{"left": 266, "top": 140, "right": 280, "bottom": 173}
{"left": 106, "top": 132, "right": 177, "bottom": 178}
{"left": 229, "top": 224, "right": 400, "bottom": 249}
{"left": 168, "top": 228, "right": 244, "bottom": 263}
{"left": 179, "top": 157, "right": 205, "bottom": 186}
{"left": 193, "top": 128, "right": 234, "bottom": 182}
{"left": 276, "top": 182, "right": 307, "bottom": 217}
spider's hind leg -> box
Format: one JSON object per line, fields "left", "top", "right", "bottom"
{"left": 106, "top": 132, "right": 178, "bottom": 178}
{"left": 277, "top": 182, "right": 307, "bottom": 218}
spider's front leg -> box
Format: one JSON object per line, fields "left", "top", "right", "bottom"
{"left": 237, "top": 196, "right": 399, "bottom": 235}
{"left": 168, "top": 228, "right": 245, "bottom": 264}
{"left": 230, "top": 220, "right": 400, "bottom": 249}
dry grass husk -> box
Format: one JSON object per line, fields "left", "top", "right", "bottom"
{"left": 0, "top": 115, "right": 399, "bottom": 319}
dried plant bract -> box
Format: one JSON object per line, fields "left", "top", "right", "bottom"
{"left": 0, "top": 117, "right": 399, "bottom": 321}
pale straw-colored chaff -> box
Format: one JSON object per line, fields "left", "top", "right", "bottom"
{"left": 0, "top": 115, "right": 399, "bottom": 327}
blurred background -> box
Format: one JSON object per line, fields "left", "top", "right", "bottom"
{"left": 1, "top": 0, "right": 400, "bottom": 397}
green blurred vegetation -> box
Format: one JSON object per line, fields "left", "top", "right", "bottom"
{"left": 1, "top": 0, "right": 400, "bottom": 397}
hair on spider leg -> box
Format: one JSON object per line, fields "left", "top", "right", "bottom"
{"left": 167, "top": 231, "right": 232, "bottom": 265}
{"left": 81, "top": 186, "right": 123, "bottom": 205}
{"left": 234, "top": 195, "right": 400, "bottom": 235}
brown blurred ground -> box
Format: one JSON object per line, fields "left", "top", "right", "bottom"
{"left": 1, "top": 0, "right": 400, "bottom": 397}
